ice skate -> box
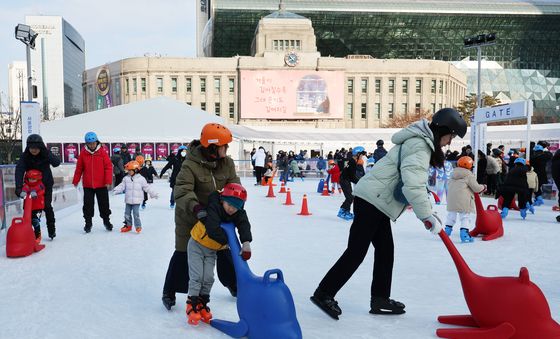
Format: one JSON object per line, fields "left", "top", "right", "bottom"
{"left": 120, "top": 225, "right": 132, "bottom": 233}
{"left": 162, "top": 293, "right": 176, "bottom": 310}
{"left": 520, "top": 208, "right": 527, "bottom": 219}
{"left": 460, "top": 228, "right": 474, "bottom": 243}
{"left": 534, "top": 196, "right": 544, "bottom": 206}
{"left": 500, "top": 207, "right": 509, "bottom": 219}
{"left": 186, "top": 296, "right": 202, "bottom": 325}
{"left": 369, "top": 297, "right": 406, "bottom": 315}
{"left": 135, "top": 226, "right": 142, "bottom": 233}
{"left": 527, "top": 202, "right": 535, "bottom": 214}
{"left": 310, "top": 288, "right": 342, "bottom": 320}
{"left": 199, "top": 295, "right": 213, "bottom": 323}
{"left": 445, "top": 225, "right": 453, "bottom": 236}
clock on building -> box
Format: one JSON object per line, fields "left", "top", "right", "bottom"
{"left": 284, "top": 51, "right": 299, "bottom": 67}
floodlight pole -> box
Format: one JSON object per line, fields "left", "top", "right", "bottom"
{"left": 473, "top": 46, "right": 482, "bottom": 180}
{"left": 26, "top": 43, "right": 32, "bottom": 101}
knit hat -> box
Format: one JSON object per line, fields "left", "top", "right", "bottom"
{"left": 222, "top": 196, "right": 245, "bottom": 211}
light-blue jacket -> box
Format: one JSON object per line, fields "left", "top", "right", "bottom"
{"left": 353, "top": 119, "right": 435, "bottom": 221}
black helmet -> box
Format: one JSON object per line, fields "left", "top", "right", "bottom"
{"left": 492, "top": 148, "right": 502, "bottom": 157}
{"left": 26, "top": 134, "right": 44, "bottom": 148}
{"left": 376, "top": 139, "right": 384, "bottom": 146}
{"left": 430, "top": 108, "right": 467, "bottom": 138}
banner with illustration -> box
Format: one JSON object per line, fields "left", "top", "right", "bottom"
{"left": 156, "top": 143, "right": 169, "bottom": 160}
{"left": 126, "top": 142, "right": 140, "bottom": 156}
{"left": 240, "top": 70, "right": 344, "bottom": 119}
{"left": 141, "top": 143, "right": 155, "bottom": 160}
{"left": 110, "top": 143, "right": 125, "bottom": 156}
{"left": 63, "top": 143, "right": 79, "bottom": 163}
{"left": 47, "top": 143, "right": 63, "bottom": 162}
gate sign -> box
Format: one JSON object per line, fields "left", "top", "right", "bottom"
{"left": 474, "top": 100, "right": 531, "bottom": 123}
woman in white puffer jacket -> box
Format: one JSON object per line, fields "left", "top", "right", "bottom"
{"left": 114, "top": 161, "right": 159, "bottom": 233}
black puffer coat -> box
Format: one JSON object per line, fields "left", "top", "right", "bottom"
{"left": 15, "top": 139, "right": 61, "bottom": 191}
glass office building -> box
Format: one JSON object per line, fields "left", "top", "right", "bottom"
{"left": 200, "top": 0, "right": 560, "bottom": 122}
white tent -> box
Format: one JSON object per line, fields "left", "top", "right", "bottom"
{"left": 41, "top": 97, "right": 224, "bottom": 143}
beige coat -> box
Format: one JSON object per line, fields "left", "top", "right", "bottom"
{"left": 526, "top": 169, "right": 539, "bottom": 190}
{"left": 447, "top": 167, "right": 486, "bottom": 213}
{"left": 486, "top": 156, "right": 501, "bottom": 175}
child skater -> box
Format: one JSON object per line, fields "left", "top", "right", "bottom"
{"left": 525, "top": 160, "right": 538, "bottom": 210}
{"left": 327, "top": 159, "right": 341, "bottom": 194}
{"left": 139, "top": 157, "right": 158, "bottom": 209}
{"left": 21, "top": 169, "right": 46, "bottom": 243}
{"left": 499, "top": 157, "right": 531, "bottom": 219}
{"left": 444, "top": 156, "right": 486, "bottom": 243}
{"left": 113, "top": 161, "right": 158, "bottom": 233}
{"left": 186, "top": 183, "right": 252, "bottom": 325}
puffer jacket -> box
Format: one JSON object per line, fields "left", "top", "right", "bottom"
{"left": 72, "top": 144, "right": 113, "bottom": 188}
{"left": 526, "top": 168, "right": 539, "bottom": 190}
{"left": 353, "top": 119, "right": 435, "bottom": 221}
{"left": 113, "top": 173, "right": 158, "bottom": 204}
{"left": 446, "top": 167, "right": 485, "bottom": 213}
{"left": 15, "top": 142, "right": 61, "bottom": 190}
{"left": 173, "top": 141, "right": 240, "bottom": 252}
{"left": 252, "top": 148, "right": 266, "bottom": 168}
{"left": 486, "top": 156, "right": 501, "bottom": 175}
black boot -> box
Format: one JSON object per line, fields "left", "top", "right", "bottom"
{"left": 369, "top": 297, "right": 406, "bottom": 315}
{"left": 47, "top": 224, "right": 56, "bottom": 240}
{"left": 103, "top": 219, "right": 113, "bottom": 231}
{"left": 162, "top": 292, "right": 176, "bottom": 310}
{"left": 310, "top": 288, "right": 342, "bottom": 320}
{"left": 84, "top": 219, "right": 92, "bottom": 233}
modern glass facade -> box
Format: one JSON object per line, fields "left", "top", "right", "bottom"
{"left": 210, "top": 5, "right": 560, "bottom": 122}
{"left": 62, "top": 20, "right": 85, "bottom": 117}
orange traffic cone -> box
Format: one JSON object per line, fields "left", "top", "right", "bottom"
{"left": 284, "top": 188, "right": 294, "bottom": 205}
{"left": 297, "top": 194, "right": 312, "bottom": 215}
{"left": 279, "top": 182, "right": 287, "bottom": 193}
{"left": 266, "top": 179, "right": 276, "bottom": 198}
{"left": 321, "top": 181, "right": 330, "bottom": 196}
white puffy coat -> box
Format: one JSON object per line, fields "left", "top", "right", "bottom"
{"left": 252, "top": 148, "right": 266, "bottom": 168}
{"left": 446, "top": 167, "right": 485, "bottom": 213}
{"left": 114, "top": 173, "right": 158, "bottom": 204}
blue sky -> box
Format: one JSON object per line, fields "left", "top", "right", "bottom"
{"left": 0, "top": 0, "right": 196, "bottom": 109}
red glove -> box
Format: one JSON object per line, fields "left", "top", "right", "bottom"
{"left": 240, "top": 241, "right": 251, "bottom": 261}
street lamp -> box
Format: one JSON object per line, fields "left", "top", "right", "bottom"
{"left": 464, "top": 33, "right": 496, "bottom": 180}
{"left": 14, "top": 24, "right": 38, "bottom": 102}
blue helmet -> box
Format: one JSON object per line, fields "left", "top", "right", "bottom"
{"left": 367, "top": 157, "right": 375, "bottom": 164}
{"left": 84, "top": 131, "right": 98, "bottom": 143}
{"left": 112, "top": 147, "right": 120, "bottom": 153}
{"left": 533, "top": 145, "right": 544, "bottom": 152}
{"left": 178, "top": 145, "right": 188, "bottom": 151}
{"left": 352, "top": 146, "right": 365, "bottom": 155}
{"left": 514, "top": 157, "right": 526, "bottom": 165}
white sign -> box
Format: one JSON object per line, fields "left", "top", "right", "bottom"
{"left": 474, "top": 100, "right": 531, "bottom": 123}
{"left": 21, "top": 101, "right": 41, "bottom": 150}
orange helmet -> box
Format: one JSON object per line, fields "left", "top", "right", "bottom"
{"left": 328, "top": 159, "right": 335, "bottom": 165}
{"left": 526, "top": 160, "right": 530, "bottom": 166}
{"left": 200, "top": 123, "right": 232, "bottom": 148}
{"left": 520, "top": 147, "right": 526, "bottom": 152}
{"left": 457, "top": 156, "right": 473, "bottom": 170}
{"left": 135, "top": 155, "right": 145, "bottom": 167}
{"left": 125, "top": 161, "right": 140, "bottom": 171}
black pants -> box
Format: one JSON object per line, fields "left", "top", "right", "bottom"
{"left": 502, "top": 188, "right": 528, "bottom": 210}
{"left": 143, "top": 192, "right": 148, "bottom": 205}
{"left": 528, "top": 188, "right": 534, "bottom": 204}
{"left": 114, "top": 172, "right": 124, "bottom": 187}
{"left": 43, "top": 186, "right": 55, "bottom": 232}
{"left": 340, "top": 178, "right": 354, "bottom": 211}
{"left": 83, "top": 187, "right": 111, "bottom": 224}
{"left": 319, "top": 197, "right": 394, "bottom": 299}
{"left": 255, "top": 166, "right": 264, "bottom": 184}
{"left": 486, "top": 174, "right": 498, "bottom": 195}
{"left": 163, "top": 248, "right": 237, "bottom": 296}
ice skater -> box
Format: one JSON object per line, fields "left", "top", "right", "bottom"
{"left": 311, "top": 108, "right": 467, "bottom": 319}
{"left": 444, "top": 156, "right": 486, "bottom": 243}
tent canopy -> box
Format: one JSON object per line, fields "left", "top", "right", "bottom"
{"left": 41, "top": 97, "right": 224, "bottom": 143}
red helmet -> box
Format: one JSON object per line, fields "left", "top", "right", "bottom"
{"left": 221, "top": 183, "right": 247, "bottom": 202}
{"left": 457, "top": 156, "right": 474, "bottom": 170}
{"left": 25, "top": 169, "right": 42, "bottom": 181}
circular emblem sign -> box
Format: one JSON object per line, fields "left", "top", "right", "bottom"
{"left": 96, "top": 68, "right": 110, "bottom": 96}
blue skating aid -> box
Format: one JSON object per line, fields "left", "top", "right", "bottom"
{"left": 211, "top": 223, "right": 302, "bottom": 339}
{"left": 317, "top": 179, "right": 325, "bottom": 193}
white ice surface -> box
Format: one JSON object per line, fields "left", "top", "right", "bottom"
{"left": 1, "top": 178, "right": 559, "bottom": 339}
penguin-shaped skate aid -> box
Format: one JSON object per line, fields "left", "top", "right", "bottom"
{"left": 469, "top": 193, "right": 504, "bottom": 241}
{"left": 211, "top": 222, "right": 302, "bottom": 339}
{"left": 6, "top": 195, "right": 45, "bottom": 258}
{"left": 436, "top": 230, "right": 560, "bottom": 339}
